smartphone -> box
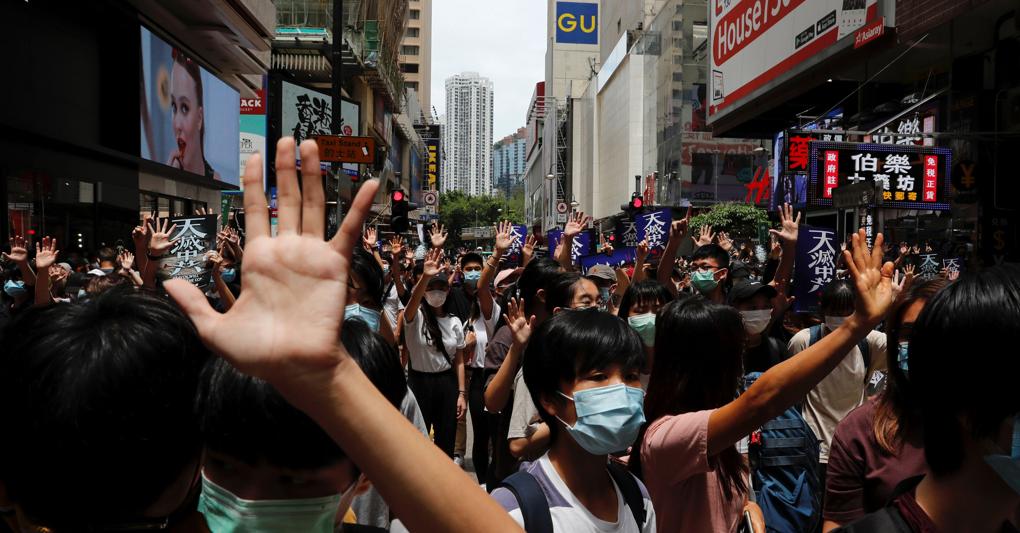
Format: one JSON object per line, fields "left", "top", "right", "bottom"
{"left": 736, "top": 510, "right": 754, "bottom": 533}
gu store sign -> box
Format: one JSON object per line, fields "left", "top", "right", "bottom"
{"left": 809, "top": 142, "right": 952, "bottom": 211}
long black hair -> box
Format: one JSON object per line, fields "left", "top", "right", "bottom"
{"left": 618, "top": 279, "right": 673, "bottom": 318}
{"left": 413, "top": 262, "right": 454, "bottom": 362}
{"left": 630, "top": 296, "right": 748, "bottom": 498}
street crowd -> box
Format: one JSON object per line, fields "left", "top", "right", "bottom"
{"left": 1, "top": 138, "right": 1018, "bottom": 533}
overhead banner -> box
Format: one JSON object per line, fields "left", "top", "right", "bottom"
{"left": 809, "top": 142, "right": 952, "bottom": 211}
{"left": 580, "top": 248, "right": 636, "bottom": 274}
{"left": 793, "top": 225, "right": 837, "bottom": 314}
{"left": 636, "top": 208, "right": 671, "bottom": 259}
{"left": 709, "top": 0, "right": 880, "bottom": 123}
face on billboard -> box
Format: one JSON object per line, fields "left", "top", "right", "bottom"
{"left": 140, "top": 27, "right": 240, "bottom": 186}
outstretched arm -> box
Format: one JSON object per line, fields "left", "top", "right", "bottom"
{"left": 166, "top": 139, "right": 521, "bottom": 533}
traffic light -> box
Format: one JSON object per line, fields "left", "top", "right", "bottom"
{"left": 620, "top": 192, "right": 645, "bottom": 219}
{"left": 390, "top": 189, "right": 409, "bottom": 233}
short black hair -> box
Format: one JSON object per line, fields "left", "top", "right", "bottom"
{"left": 618, "top": 280, "right": 673, "bottom": 318}
{"left": 352, "top": 247, "right": 385, "bottom": 306}
{"left": 461, "top": 252, "right": 484, "bottom": 268}
{"left": 523, "top": 309, "right": 645, "bottom": 444}
{"left": 544, "top": 271, "right": 586, "bottom": 314}
{"left": 911, "top": 265, "right": 1020, "bottom": 476}
{"left": 517, "top": 257, "right": 562, "bottom": 316}
{"left": 197, "top": 319, "right": 406, "bottom": 471}
{"left": 97, "top": 246, "right": 117, "bottom": 263}
{"left": 0, "top": 286, "right": 209, "bottom": 527}
{"left": 820, "top": 278, "right": 855, "bottom": 315}
{"left": 691, "top": 243, "right": 730, "bottom": 270}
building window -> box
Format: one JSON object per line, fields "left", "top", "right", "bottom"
{"left": 406, "top": 27, "right": 420, "bottom": 38}
{"left": 401, "top": 45, "right": 419, "bottom": 55}
{"left": 673, "top": 72, "right": 683, "bottom": 82}
{"left": 410, "top": 9, "right": 420, "bottom": 20}
{"left": 400, "top": 63, "right": 420, "bottom": 73}
{"left": 673, "top": 20, "right": 683, "bottom": 31}
{"left": 406, "top": 81, "right": 418, "bottom": 91}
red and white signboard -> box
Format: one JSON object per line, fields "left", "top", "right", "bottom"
{"left": 923, "top": 155, "right": 938, "bottom": 203}
{"left": 854, "top": 16, "right": 885, "bottom": 49}
{"left": 709, "top": 0, "right": 880, "bottom": 123}
{"left": 824, "top": 150, "right": 839, "bottom": 199}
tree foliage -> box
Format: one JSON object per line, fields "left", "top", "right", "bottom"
{"left": 688, "top": 202, "right": 771, "bottom": 240}
{"left": 437, "top": 192, "right": 524, "bottom": 250}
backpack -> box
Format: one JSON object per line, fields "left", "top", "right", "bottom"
{"left": 808, "top": 324, "right": 871, "bottom": 370}
{"left": 497, "top": 462, "right": 647, "bottom": 533}
{"left": 743, "top": 372, "right": 822, "bottom": 533}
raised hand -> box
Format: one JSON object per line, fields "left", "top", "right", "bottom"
{"left": 164, "top": 137, "right": 381, "bottom": 384}
{"left": 133, "top": 215, "right": 152, "bottom": 252}
{"left": 842, "top": 229, "right": 896, "bottom": 329}
{"left": 904, "top": 263, "right": 915, "bottom": 277}
{"left": 671, "top": 206, "right": 692, "bottom": 241}
{"left": 206, "top": 250, "right": 223, "bottom": 278}
{"left": 946, "top": 269, "right": 960, "bottom": 281}
{"left": 429, "top": 224, "right": 448, "bottom": 249}
{"left": 389, "top": 235, "right": 404, "bottom": 258}
{"left": 636, "top": 239, "right": 650, "bottom": 260}
{"left": 564, "top": 211, "right": 590, "bottom": 238}
{"left": 494, "top": 220, "right": 515, "bottom": 255}
{"left": 521, "top": 233, "right": 537, "bottom": 265}
{"left": 599, "top": 232, "right": 615, "bottom": 256}
{"left": 694, "top": 225, "right": 715, "bottom": 248}
{"left": 117, "top": 250, "right": 135, "bottom": 271}
{"left": 363, "top": 226, "right": 378, "bottom": 250}
{"left": 423, "top": 247, "right": 442, "bottom": 277}
{"left": 3, "top": 235, "right": 29, "bottom": 264}
{"left": 149, "top": 218, "right": 179, "bottom": 257}
{"left": 504, "top": 297, "right": 535, "bottom": 347}
{"left": 911, "top": 244, "right": 921, "bottom": 255}
{"left": 34, "top": 237, "right": 59, "bottom": 270}
{"left": 891, "top": 269, "right": 911, "bottom": 301}
{"left": 769, "top": 202, "right": 801, "bottom": 245}
{"left": 717, "top": 232, "right": 734, "bottom": 252}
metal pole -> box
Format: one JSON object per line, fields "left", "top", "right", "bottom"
{"left": 332, "top": 0, "right": 342, "bottom": 199}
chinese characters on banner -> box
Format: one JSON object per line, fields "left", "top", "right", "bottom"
{"left": 548, "top": 229, "right": 593, "bottom": 265}
{"left": 810, "top": 142, "right": 951, "bottom": 210}
{"left": 636, "top": 208, "right": 671, "bottom": 258}
{"left": 616, "top": 220, "right": 639, "bottom": 248}
{"left": 158, "top": 215, "right": 218, "bottom": 288}
{"left": 787, "top": 132, "right": 844, "bottom": 174}
{"left": 793, "top": 225, "right": 837, "bottom": 314}
{"left": 942, "top": 257, "right": 961, "bottom": 276}
{"left": 917, "top": 253, "right": 941, "bottom": 280}
{"left": 859, "top": 210, "right": 875, "bottom": 249}
{"left": 504, "top": 225, "right": 527, "bottom": 267}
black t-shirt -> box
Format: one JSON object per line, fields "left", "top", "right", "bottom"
{"left": 446, "top": 285, "right": 475, "bottom": 323}
{"left": 743, "top": 334, "right": 789, "bottom": 374}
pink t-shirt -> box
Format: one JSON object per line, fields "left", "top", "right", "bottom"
{"left": 640, "top": 409, "right": 746, "bottom": 533}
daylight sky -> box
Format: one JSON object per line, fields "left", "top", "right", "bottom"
{"left": 430, "top": 0, "right": 547, "bottom": 140}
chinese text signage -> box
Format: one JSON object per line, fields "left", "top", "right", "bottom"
{"left": 809, "top": 142, "right": 952, "bottom": 211}
{"left": 793, "top": 225, "right": 837, "bottom": 313}
{"left": 159, "top": 215, "right": 218, "bottom": 288}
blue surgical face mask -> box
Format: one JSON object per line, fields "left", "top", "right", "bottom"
{"left": 598, "top": 287, "right": 611, "bottom": 309}
{"left": 382, "top": 265, "right": 390, "bottom": 277}
{"left": 197, "top": 474, "right": 344, "bottom": 533}
{"left": 691, "top": 270, "right": 719, "bottom": 294}
{"left": 220, "top": 268, "right": 237, "bottom": 284}
{"left": 627, "top": 313, "right": 656, "bottom": 347}
{"left": 3, "top": 280, "right": 26, "bottom": 298}
{"left": 897, "top": 341, "right": 910, "bottom": 378}
{"left": 984, "top": 414, "right": 1020, "bottom": 496}
{"left": 345, "top": 303, "right": 382, "bottom": 332}
{"left": 556, "top": 383, "right": 646, "bottom": 455}
{"left": 463, "top": 270, "right": 481, "bottom": 288}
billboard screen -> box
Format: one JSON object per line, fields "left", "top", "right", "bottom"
{"left": 708, "top": 0, "right": 880, "bottom": 123}
{"left": 140, "top": 26, "right": 240, "bottom": 186}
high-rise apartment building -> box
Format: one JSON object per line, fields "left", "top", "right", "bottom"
{"left": 492, "top": 128, "right": 527, "bottom": 195}
{"left": 442, "top": 72, "right": 494, "bottom": 195}
{"left": 398, "top": 0, "right": 432, "bottom": 120}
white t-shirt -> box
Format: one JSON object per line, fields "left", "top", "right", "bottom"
{"left": 383, "top": 283, "right": 404, "bottom": 329}
{"left": 508, "top": 369, "right": 542, "bottom": 440}
{"left": 405, "top": 307, "right": 466, "bottom": 373}
{"left": 491, "top": 454, "right": 657, "bottom": 532}
{"left": 788, "top": 326, "right": 887, "bottom": 462}
{"left": 467, "top": 300, "right": 501, "bottom": 369}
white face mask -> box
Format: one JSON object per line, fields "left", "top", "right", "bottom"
{"left": 824, "top": 315, "right": 847, "bottom": 331}
{"left": 424, "top": 290, "right": 448, "bottom": 308}
{"left": 740, "top": 309, "right": 772, "bottom": 335}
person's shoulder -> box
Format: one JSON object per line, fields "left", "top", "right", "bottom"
{"left": 831, "top": 399, "right": 879, "bottom": 455}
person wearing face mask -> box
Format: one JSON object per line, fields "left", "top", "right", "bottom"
{"left": 403, "top": 247, "right": 467, "bottom": 458}
{"left": 688, "top": 244, "right": 731, "bottom": 304}
{"left": 729, "top": 279, "right": 787, "bottom": 373}
{"left": 835, "top": 265, "right": 1020, "bottom": 533}
{"left": 821, "top": 279, "right": 949, "bottom": 531}
{"left": 345, "top": 248, "right": 398, "bottom": 347}
{"left": 585, "top": 264, "right": 619, "bottom": 313}
{"left": 194, "top": 320, "right": 408, "bottom": 533}
{"left": 788, "top": 279, "right": 888, "bottom": 505}
{"left": 491, "top": 309, "right": 656, "bottom": 532}
{"left": 618, "top": 280, "right": 674, "bottom": 389}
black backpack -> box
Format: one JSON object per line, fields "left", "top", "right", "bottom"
{"left": 497, "top": 462, "right": 647, "bottom": 533}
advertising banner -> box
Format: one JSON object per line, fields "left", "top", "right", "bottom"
{"left": 555, "top": 2, "right": 599, "bottom": 45}
{"left": 708, "top": 0, "right": 880, "bottom": 123}
{"left": 140, "top": 26, "right": 240, "bottom": 186}
{"left": 157, "top": 215, "right": 218, "bottom": 288}
{"left": 240, "top": 80, "right": 266, "bottom": 187}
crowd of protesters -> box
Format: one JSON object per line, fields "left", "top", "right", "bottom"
{"left": 0, "top": 137, "right": 1017, "bottom": 533}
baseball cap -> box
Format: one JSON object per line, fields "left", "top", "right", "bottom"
{"left": 728, "top": 279, "right": 778, "bottom": 305}
{"left": 585, "top": 264, "right": 616, "bottom": 282}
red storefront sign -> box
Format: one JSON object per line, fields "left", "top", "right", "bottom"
{"left": 824, "top": 151, "right": 839, "bottom": 198}
{"left": 923, "top": 155, "right": 938, "bottom": 202}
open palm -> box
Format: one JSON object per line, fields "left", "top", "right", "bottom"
{"left": 844, "top": 229, "right": 896, "bottom": 327}
{"left": 166, "top": 138, "right": 380, "bottom": 382}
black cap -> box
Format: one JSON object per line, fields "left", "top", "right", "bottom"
{"left": 728, "top": 259, "right": 751, "bottom": 280}
{"left": 728, "top": 279, "right": 778, "bottom": 304}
